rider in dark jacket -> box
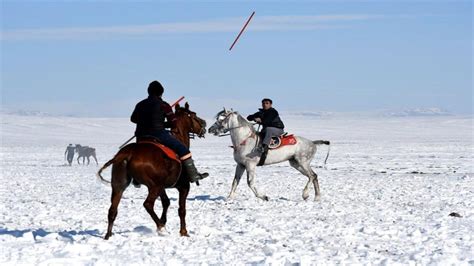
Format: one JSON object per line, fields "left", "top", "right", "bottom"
{"left": 131, "top": 80, "right": 208, "bottom": 183}
{"left": 247, "top": 98, "right": 285, "bottom": 166}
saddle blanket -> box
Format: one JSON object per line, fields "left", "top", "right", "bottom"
{"left": 139, "top": 141, "right": 181, "bottom": 163}
{"left": 269, "top": 134, "right": 297, "bottom": 149}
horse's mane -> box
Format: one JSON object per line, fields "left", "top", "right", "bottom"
{"left": 236, "top": 114, "right": 256, "bottom": 133}
{"left": 214, "top": 110, "right": 226, "bottom": 119}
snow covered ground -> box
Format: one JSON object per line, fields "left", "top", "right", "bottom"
{"left": 1, "top": 113, "right": 473, "bottom": 265}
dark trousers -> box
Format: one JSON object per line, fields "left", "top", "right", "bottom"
{"left": 139, "top": 130, "right": 190, "bottom": 158}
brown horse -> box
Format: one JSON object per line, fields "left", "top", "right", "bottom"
{"left": 97, "top": 102, "right": 206, "bottom": 239}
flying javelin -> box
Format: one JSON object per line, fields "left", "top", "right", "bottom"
{"left": 229, "top": 11, "right": 255, "bottom": 51}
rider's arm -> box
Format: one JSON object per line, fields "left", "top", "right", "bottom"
{"left": 161, "top": 102, "right": 177, "bottom": 129}
{"left": 247, "top": 111, "right": 261, "bottom": 121}
{"left": 130, "top": 105, "right": 139, "bottom": 124}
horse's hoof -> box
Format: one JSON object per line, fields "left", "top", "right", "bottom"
{"left": 303, "top": 195, "right": 309, "bottom": 201}
{"left": 157, "top": 226, "right": 169, "bottom": 236}
{"left": 180, "top": 230, "right": 189, "bottom": 237}
{"left": 104, "top": 233, "right": 111, "bottom": 240}
{"left": 262, "top": 196, "right": 269, "bottom": 201}
{"left": 314, "top": 195, "right": 321, "bottom": 201}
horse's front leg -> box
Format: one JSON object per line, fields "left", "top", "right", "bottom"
{"left": 177, "top": 183, "right": 190, "bottom": 236}
{"left": 246, "top": 165, "right": 269, "bottom": 201}
{"left": 228, "top": 163, "right": 245, "bottom": 200}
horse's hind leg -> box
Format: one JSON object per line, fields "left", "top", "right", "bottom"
{"left": 228, "top": 163, "right": 245, "bottom": 200}
{"left": 289, "top": 159, "right": 319, "bottom": 201}
{"left": 93, "top": 154, "right": 98, "bottom": 165}
{"left": 246, "top": 165, "right": 269, "bottom": 201}
{"left": 310, "top": 169, "right": 321, "bottom": 201}
{"left": 143, "top": 186, "right": 165, "bottom": 232}
{"left": 177, "top": 183, "right": 190, "bottom": 236}
{"left": 159, "top": 190, "right": 170, "bottom": 226}
{"left": 87, "top": 156, "right": 90, "bottom": 165}
{"left": 105, "top": 163, "right": 131, "bottom": 240}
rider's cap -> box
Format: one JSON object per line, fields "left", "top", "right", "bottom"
{"left": 148, "top": 80, "right": 164, "bottom": 96}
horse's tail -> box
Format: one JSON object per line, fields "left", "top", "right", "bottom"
{"left": 96, "top": 145, "right": 134, "bottom": 185}
{"left": 312, "top": 140, "right": 331, "bottom": 167}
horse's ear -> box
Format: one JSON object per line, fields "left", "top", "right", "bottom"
{"left": 185, "top": 102, "right": 189, "bottom": 110}
{"left": 223, "top": 107, "right": 227, "bottom": 113}
{"left": 175, "top": 103, "right": 180, "bottom": 112}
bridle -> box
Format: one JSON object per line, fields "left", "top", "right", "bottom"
{"left": 173, "top": 109, "right": 206, "bottom": 139}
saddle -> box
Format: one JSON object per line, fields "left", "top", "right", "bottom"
{"left": 137, "top": 137, "right": 181, "bottom": 163}
{"left": 268, "top": 133, "right": 297, "bottom": 149}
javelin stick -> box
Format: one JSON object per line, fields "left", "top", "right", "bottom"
{"left": 229, "top": 11, "right": 255, "bottom": 51}
{"left": 118, "top": 96, "right": 185, "bottom": 149}
{"left": 171, "top": 96, "right": 185, "bottom": 107}
{"left": 119, "top": 135, "right": 136, "bottom": 149}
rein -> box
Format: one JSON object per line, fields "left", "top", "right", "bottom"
{"left": 217, "top": 123, "right": 257, "bottom": 137}
{"left": 217, "top": 124, "right": 247, "bottom": 137}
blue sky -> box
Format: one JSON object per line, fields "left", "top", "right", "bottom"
{"left": 1, "top": 0, "right": 472, "bottom": 117}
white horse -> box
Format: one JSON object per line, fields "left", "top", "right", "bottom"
{"left": 208, "top": 109, "right": 330, "bottom": 201}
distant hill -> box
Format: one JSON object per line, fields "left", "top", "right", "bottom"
{"left": 383, "top": 108, "right": 452, "bottom": 117}
{"left": 2, "top": 109, "right": 54, "bottom": 117}
{"left": 282, "top": 111, "right": 334, "bottom": 118}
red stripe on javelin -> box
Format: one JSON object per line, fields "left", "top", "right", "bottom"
{"left": 171, "top": 96, "right": 185, "bottom": 107}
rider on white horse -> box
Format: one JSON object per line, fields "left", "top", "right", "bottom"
{"left": 246, "top": 98, "right": 285, "bottom": 166}
{"left": 208, "top": 108, "right": 330, "bottom": 201}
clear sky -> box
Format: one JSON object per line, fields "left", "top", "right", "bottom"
{"left": 1, "top": 0, "right": 472, "bottom": 117}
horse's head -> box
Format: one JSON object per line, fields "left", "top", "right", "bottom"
{"left": 174, "top": 102, "right": 207, "bottom": 138}
{"left": 208, "top": 108, "right": 239, "bottom": 136}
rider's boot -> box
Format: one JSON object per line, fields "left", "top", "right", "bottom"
{"left": 182, "top": 158, "right": 209, "bottom": 183}
{"left": 257, "top": 144, "right": 269, "bottom": 166}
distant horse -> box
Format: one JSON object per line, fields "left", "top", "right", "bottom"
{"left": 97, "top": 103, "right": 206, "bottom": 239}
{"left": 208, "top": 109, "right": 330, "bottom": 201}
{"left": 75, "top": 144, "right": 98, "bottom": 165}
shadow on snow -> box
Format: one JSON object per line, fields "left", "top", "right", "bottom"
{"left": 0, "top": 227, "right": 102, "bottom": 241}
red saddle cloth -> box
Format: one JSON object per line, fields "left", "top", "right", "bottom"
{"left": 270, "top": 134, "right": 297, "bottom": 149}
{"left": 139, "top": 141, "right": 181, "bottom": 163}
